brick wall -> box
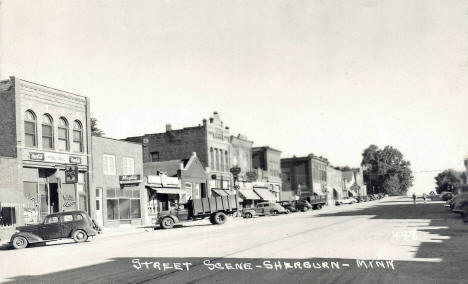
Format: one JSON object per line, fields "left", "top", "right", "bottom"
{"left": 0, "top": 78, "right": 18, "bottom": 158}
{"left": 133, "top": 126, "right": 209, "bottom": 167}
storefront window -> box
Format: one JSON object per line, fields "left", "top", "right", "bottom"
{"left": 57, "top": 117, "right": 69, "bottom": 151}
{"left": 41, "top": 114, "right": 54, "bottom": 149}
{"left": 24, "top": 110, "right": 37, "bottom": 147}
{"left": 72, "top": 120, "right": 83, "bottom": 152}
{"left": 107, "top": 199, "right": 118, "bottom": 220}
{"left": 0, "top": 207, "right": 16, "bottom": 227}
{"left": 106, "top": 188, "right": 141, "bottom": 220}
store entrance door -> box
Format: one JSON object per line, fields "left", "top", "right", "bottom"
{"left": 95, "top": 188, "right": 103, "bottom": 226}
{"left": 49, "top": 183, "right": 59, "bottom": 213}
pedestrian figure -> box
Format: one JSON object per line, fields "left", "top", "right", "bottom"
{"left": 412, "top": 193, "right": 416, "bottom": 205}
{"left": 423, "top": 193, "right": 427, "bottom": 203}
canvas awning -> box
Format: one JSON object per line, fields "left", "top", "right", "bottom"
{"left": 239, "top": 190, "right": 261, "bottom": 200}
{"left": 211, "top": 189, "right": 230, "bottom": 196}
{"left": 148, "top": 187, "right": 185, "bottom": 195}
{"left": 253, "top": 188, "right": 277, "bottom": 201}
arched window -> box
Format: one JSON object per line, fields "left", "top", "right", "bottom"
{"left": 42, "top": 114, "right": 54, "bottom": 149}
{"left": 224, "top": 150, "right": 229, "bottom": 172}
{"left": 220, "top": 149, "right": 224, "bottom": 172}
{"left": 57, "top": 117, "right": 69, "bottom": 151}
{"left": 72, "top": 120, "right": 83, "bottom": 152}
{"left": 214, "top": 148, "right": 219, "bottom": 171}
{"left": 24, "top": 110, "right": 37, "bottom": 147}
{"left": 210, "top": 148, "right": 214, "bottom": 170}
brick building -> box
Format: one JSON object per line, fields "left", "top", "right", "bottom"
{"left": 0, "top": 77, "right": 92, "bottom": 227}
{"left": 91, "top": 136, "right": 146, "bottom": 227}
{"left": 126, "top": 111, "right": 233, "bottom": 195}
{"left": 252, "top": 146, "right": 282, "bottom": 201}
{"left": 280, "top": 154, "right": 329, "bottom": 201}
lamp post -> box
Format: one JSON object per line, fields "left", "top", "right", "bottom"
{"left": 230, "top": 166, "right": 241, "bottom": 193}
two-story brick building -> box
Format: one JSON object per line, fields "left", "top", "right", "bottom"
{"left": 125, "top": 112, "right": 233, "bottom": 195}
{"left": 252, "top": 146, "right": 282, "bottom": 201}
{"left": 280, "top": 154, "right": 329, "bottom": 201}
{"left": 91, "top": 136, "right": 146, "bottom": 227}
{"left": 0, "top": 77, "right": 92, "bottom": 226}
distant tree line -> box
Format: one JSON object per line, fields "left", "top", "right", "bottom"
{"left": 361, "top": 144, "right": 414, "bottom": 195}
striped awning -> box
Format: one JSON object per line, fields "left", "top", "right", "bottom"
{"left": 239, "top": 190, "right": 261, "bottom": 200}
{"left": 212, "top": 189, "right": 230, "bottom": 197}
{"left": 253, "top": 188, "right": 277, "bottom": 201}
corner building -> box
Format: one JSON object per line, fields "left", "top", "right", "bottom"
{"left": 0, "top": 77, "right": 92, "bottom": 225}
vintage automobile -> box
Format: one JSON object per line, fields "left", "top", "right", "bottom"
{"left": 335, "top": 197, "right": 357, "bottom": 205}
{"left": 242, "top": 202, "right": 288, "bottom": 218}
{"left": 278, "top": 201, "right": 298, "bottom": 213}
{"left": 10, "top": 210, "right": 101, "bottom": 249}
{"left": 294, "top": 199, "right": 314, "bottom": 211}
{"left": 441, "top": 192, "right": 455, "bottom": 201}
{"left": 450, "top": 193, "right": 468, "bottom": 213}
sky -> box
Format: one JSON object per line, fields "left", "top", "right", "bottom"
{"left": 1, "top": 0, "right": 467, "bottom": 194}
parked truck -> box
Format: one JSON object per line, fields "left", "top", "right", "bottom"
{"left": 304, "top": 195, "right": 327, "bottom": 210}
{"left": 157, "top": 195, "right": 239, "bottom": 229}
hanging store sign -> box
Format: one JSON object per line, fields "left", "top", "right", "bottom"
{"left": 119, "top": 175, "right": 142, "bottom": 186}
{"left": 65, "top": 165, "right": 79, "bottom": 184}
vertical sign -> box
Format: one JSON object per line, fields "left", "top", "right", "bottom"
{"left": 65, "top": 166, "right": 78, "bottom": 184}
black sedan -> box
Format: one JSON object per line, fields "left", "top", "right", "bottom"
{"left": 10, "top": 210, "right": 101, "bottom": 249}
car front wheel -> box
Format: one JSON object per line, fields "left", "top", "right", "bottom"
{"left": 161, "top": 217, "right": 175, "bottom": 229}
{"left": 244, "top": 212, "right": 253, "bottom": 218}
{"left": 72, "top": 230, "right": 88, "bottom": 243}
{"left": 12, "top": 236, "right": 28, "bottom": 249}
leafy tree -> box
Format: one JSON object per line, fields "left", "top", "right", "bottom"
{"left": 434, "top": 170, "right": 461, "bottom": 194}
{"left": 361, "top": 145, "right": 414, "bottom": 195}
{"left": 91, "top": 117, "right": 105, "bottom": 137}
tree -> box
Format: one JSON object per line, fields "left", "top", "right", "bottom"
{"left": 91, "top": 117, "right": 105, "bottom": 137}
{"left": 361, "top": 145, "right": 414, "bottom": 195}
{"left": 434, "top": 170, "right": 461, "bottom": 194}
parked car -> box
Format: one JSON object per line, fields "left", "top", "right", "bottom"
{"left": 157, "top": 195, "right": 239, "bottom": 229}
{"left": 278, "top": 201, "right": 298, "bottom": 213}
{"left": 10, "top": 210, "right": 101, "bottom": 249}
{"left": 294, "top": 200, "right": 314, "bottom": 211}
{"left": 242, "top": 202, "right": 288, "bottom": 218}
{"left": 450, "top": 193, "right": 468, "bottom": 213}
{"left": 335, "top": 197, "right": 357, "bottom": 205}
{"left": 441, "top": 192, "right": 455, "bottom": 201}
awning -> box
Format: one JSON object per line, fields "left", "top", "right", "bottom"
{"left": 253, "top": 188, "right": 277, "bottom": 201}
{"left": 239, "top": 190, "right": 261, "bottom": 200}
{"left": 212, "top": 189, "right": 229, "bottom": 196}
{"left": 148, "top": 187, "right": 185, "bottom": 195}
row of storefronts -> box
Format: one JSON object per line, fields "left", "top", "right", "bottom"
{"left": 0, "top": 77, "right": 365, "bottom": 230}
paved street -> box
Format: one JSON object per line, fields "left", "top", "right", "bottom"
{"left": 1, "top": 196, "right": 467, "bottom": 284}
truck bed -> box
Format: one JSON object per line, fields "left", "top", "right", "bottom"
{"left": 191, "top": 195, "right": 239, "bottom": 216}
